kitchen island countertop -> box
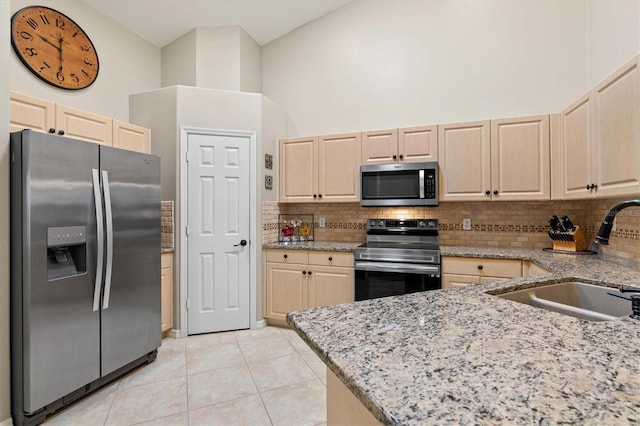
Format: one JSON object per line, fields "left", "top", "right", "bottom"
{"left": 288, "top": 246, "right": 640, "bottom": 425}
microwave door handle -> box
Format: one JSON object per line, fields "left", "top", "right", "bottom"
{"left": 419, "top": 170, "right": 425, "bottom": 198}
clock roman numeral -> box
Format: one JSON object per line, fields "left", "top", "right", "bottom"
{"left": 26, "top": 18, "right": 38, "bottom": 30}
{"left": 72, "top": 31, "right": 79, "bottom": 38}
{"left": 82, "top": 69, "right": 90, "bottom": 78}
{"left": 39, "top": 61, "right": 51, "bottom": 71}
{"left": 40, "top": 13, "right": 50, "bottom": 25}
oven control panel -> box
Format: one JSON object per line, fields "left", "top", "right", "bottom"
{"left": 367, "top": 218, "right": 438, "bottom": 230}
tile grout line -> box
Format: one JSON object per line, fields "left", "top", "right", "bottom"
{"left": 235, "top": 332, "right": 275, "bottom": 426}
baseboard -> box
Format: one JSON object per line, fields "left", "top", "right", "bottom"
{"left": 254, "top": 319, "right": 266, "bottom": 329}
{"left": 167, "top": 328, "right": 180, "bottom": 339}
{"left": 1, "top": 416, "right": 14, "bottom": 426}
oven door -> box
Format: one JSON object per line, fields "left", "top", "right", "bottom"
{"left": 354, "top": 261, "right": 441, "bottom": 301}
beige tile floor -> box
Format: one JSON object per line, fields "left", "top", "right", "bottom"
{"left": 45, "top": 326, "right": 327, "bottom": 426}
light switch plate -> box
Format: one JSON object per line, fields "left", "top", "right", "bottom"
{"left": 265, "top": 154, "right": 273, "bottom": 169}
{"left": 319, "top": 217, "right": 326, "bottom": 228}
{"left": 462, "top": 218, "right": 471, "bottom": 231}
{"left": 265, "top": 175, "right": 273, "bottom": 190}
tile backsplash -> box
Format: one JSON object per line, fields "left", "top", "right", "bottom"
{"left": 161, "top": 200, "right": 174, "bottom": 250}
{"left": 263, "top": 197, "right": 640, "bottom": 261}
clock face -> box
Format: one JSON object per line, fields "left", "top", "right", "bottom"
{"left": 11, "top": 6, "right": 99, "bottom": 90}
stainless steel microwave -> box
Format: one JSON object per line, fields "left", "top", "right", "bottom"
{"left": 360, "top": 162, "right": 439, "bottom": 207}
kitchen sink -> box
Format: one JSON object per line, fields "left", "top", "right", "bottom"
{"left": 493, "top": 281, "right": 632, "bottom": 321}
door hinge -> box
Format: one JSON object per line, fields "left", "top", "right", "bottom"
{"left": 186, "top": 225, "right": 190, "bottom": 236}
{"left": 185, "top": 151, "right": 189, "bottom": 163}
{"left": 186, "top": 299, "right": 190, "bottom": 310}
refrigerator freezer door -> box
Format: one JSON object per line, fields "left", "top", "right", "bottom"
{"left": 12, "top": 131, "right": 101, "bottom": 413}
{"left": 99, "top": 146, "right": 161, "bottom": 375}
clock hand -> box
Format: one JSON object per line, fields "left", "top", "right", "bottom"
{"left": 57, "top": 36, "right": 63, "bottom": 72}
{"left": 37, "top": 34, "right": 61, "bottom": 51}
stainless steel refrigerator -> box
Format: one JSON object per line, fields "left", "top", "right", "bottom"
{"left": 10, "top": 130, "right": 161, "bottom": 426}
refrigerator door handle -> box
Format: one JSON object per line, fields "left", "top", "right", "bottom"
{"left": 102, "top": 170, "right": 114, "bottom": 310}
{"left": 91, "top": 169, "right": 104, "bottom": 312}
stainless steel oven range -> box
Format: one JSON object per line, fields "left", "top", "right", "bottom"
{"left": 354, "top": 218, "right": 441, "bottom": 301}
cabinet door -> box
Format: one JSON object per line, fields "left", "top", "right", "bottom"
{"left": 479, "top": 276, "right": 510, "bottom": 284}
{"left": 441, "top": 274, "right": 480, "bottom": 289}
{"left": 559, "top": 94, "right": 593, "bottom": 199}
{"left": 10, "top": 92, "right": 55, "bottom": 133}
{"left": 490, "top": 115, "right": 550, "bottom": 201}
{"left": 361, "top": 129, "right": 398, "bottom": 165}
{"left": 56, "top": 104, "right": 113, "bottom": 145}
{"left": 318, "top": 132, "right": 361, "bottom": 202}
{"left": 593, "top": 56, "right": 640, "bottom": 198}
{"left": 265, "top": 262, "right": 308, "bottom": 322}
{"left": 308, "top": 266, "right": 354, "bottom": 308}
{"left": 161, "top": 254, "right": 173, "bottom": 333}
{"left": 113, "top": 120, "right": 150, "bottom": 153}
{"left": 399, "top": 125, "right": 438, "bottom": 163}
{"left": 279, "top": 137, "right": 317, "bottom": 202}
{"left": 438, "top": 121, "right": 491, "bottom": 201}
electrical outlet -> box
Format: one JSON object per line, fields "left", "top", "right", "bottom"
{"left": 462, "top": 218, "right": 471, "bottom": 231}
{"left": 265, "top": 175, "right": 273, "bottom": 190}
{"left": 319, "top": 217, "right": 326, "bottom": 228}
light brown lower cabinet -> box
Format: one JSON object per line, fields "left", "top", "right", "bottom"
{"left": 264, "top": 249, "right": 354, "bottom": 326}
{"left": 327, "top": 367, "right": 381, "bottom": 426}
{"left": 161, "top": 253, "right": 173, "bottom": 334}
{"left": 441, "top": 257, "right": 523, "bottom": 289}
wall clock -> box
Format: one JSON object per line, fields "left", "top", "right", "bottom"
{"left": 11, "top": 5, "right": 99, "bottom": 90}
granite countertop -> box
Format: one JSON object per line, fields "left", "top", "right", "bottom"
{"left": 262, "top": 241, "right": 362, "bottom": 252}
{"left": 161, "top": 248, "right": 174, "bottom": 254}
{"left": 288, "top": 246, "right": 640, "bottom": 425}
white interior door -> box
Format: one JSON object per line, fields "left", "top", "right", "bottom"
{"left": 186, "top": 131, "right": 251, "bottom": 334}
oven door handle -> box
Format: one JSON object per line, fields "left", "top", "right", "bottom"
{"left": 355, "top": 261, "right": 440, "bottom": 275}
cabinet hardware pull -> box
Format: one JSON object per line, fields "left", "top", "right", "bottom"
{"left": 399, "top": 154, "right": 404, "bottom": 160}
{"left": 308, "top": 271, "right": 312, "bottom": 275}
{"left": 328, "top": 256, "right": 333, "bottom": 261}
{"left": 493, "top": 190, "right": 498, "bottom": 195}
{"left": 302, "top": 270, "right": 307, "bottom": 275}
{"left": 392, "top": 155, "right": 397, "bottom": 160}
{"left": 49, "top": 128, "right": 56, "bottom": 133}
{"left": 485, "top": 190, "right": 491, "bottom": 195}
{"left": 477, "top": 265, "right": 483, "bottom": 270}
{"left": 313, "top": 194, "right": 317, "bottom": 198}
{"left": 283, "top": 254, "right": 288, "bottom": 259}
{"left": 58, "top": 130, "right": 65, "bottom": 135}
{"left": 318, "top": 194, "right": 322, "bottom": 198}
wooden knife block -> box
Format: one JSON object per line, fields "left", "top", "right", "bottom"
{"left": 549, "top": 226, "right": 587, "bottom": 252}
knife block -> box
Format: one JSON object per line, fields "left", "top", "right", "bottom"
{"left": 549, "top": 226, "right": 587, "bottom": 252}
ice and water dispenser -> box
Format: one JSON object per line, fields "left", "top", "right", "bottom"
{"left": 47, "top": 226, "right": 87, "bottom": 280}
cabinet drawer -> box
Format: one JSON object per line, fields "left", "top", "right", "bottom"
{"left": 266, "top": 249, "right": 309, "bottom": 264}
{"left": 308, "top": 251, "right": 354, "bottom": 267}
{"left": 161, "top": 253, "right": 173, "bottom": 268}
{"left": 442, "top": 257, "right": 522, "bottom": 278}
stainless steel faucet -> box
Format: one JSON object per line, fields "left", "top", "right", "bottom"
{"left": 594, "top": 199, "right": 640, "bottom": 245}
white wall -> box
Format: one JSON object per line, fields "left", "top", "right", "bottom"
{"left": 1, "top": 1, "right": 11, "bottom": 424}
{"left": 587, "top": 0, "right": 640, "bottom": 86}
{"left": 10, "top": 0, "right": 161, "bottom": 121}
{"left": 195, "top": 27, "right": 242, "bottom": 91}
{"left": 240, "top": 28, "right": 262, "bottom": 93}
{"left": 262, "top": 0, "right": 588, "bottom": 136}
{"left": 162, "top": 30, "right": 197, "bottom": 88}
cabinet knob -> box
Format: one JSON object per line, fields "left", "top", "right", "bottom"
{"left": 302, "top": 270, "right": 307, "bottom": 275}
{"left": 318, "top": 194, "right": 322, "bottom": 199}
{"left": 493, "top": 190, "right": 498, "bottom": 195}
{"left": 392, "top": 155, "right": 397, "bottom": 160}
{"left": 283, "top": 254, "right": 288, "bottom": 259}
{"left": 313, "top": 194, "right": 317, "bottom": 198}
{"left": 485, "top": 190, "right": 491, "bottom": 195}
{"left": 593, "top": 184, "right": 598, "bottom": 190}
{"left": 308, "top": 271, "right": 312, "bottom": 275}
{"left": 477, "top": 265, "right": 483, "bottom": 270}
{"left": 586, "top": 185, "right": 591, "bottom": 190}
{"left": 58, "top": 130, "right": 65, "bottom": 135}
{"left": 328, "top": 256, "right": 333, "bottom": 261}
{"left": 49, "top": 128, "right": 56, "bottom": 134}
{"left": 399, "top": 154, "right": 404, "bottom": 160}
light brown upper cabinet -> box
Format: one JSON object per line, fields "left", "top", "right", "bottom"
{"left": 438, "top": 120, "right": 491, "bottom": 201}
{"left": 593, "top": 55, "right": 640, "bottom": 198}
{"left": 280, "top": 132, "right": 361, "bottom": 203}
{"left": 10, "top": 91, "right": 150, "bottom": 153}
{"left": 362, "top": 125, "right": 437, "bottom": 165}
{"left": 555, "top": 56, "right": 640, "bottom": 199}
{"left": 438, "top": 116, "right": 549, "bottom": 201}
{"left": 113, "top": 120, "right": 151, "bottom": 153}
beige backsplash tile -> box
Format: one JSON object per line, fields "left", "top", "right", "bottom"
{"left": 263, "top": 197, "right": 640, "bottom": 261}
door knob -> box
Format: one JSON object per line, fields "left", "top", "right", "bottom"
{"left": 233, "top": 239, "right": 247, "bottom": 247}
